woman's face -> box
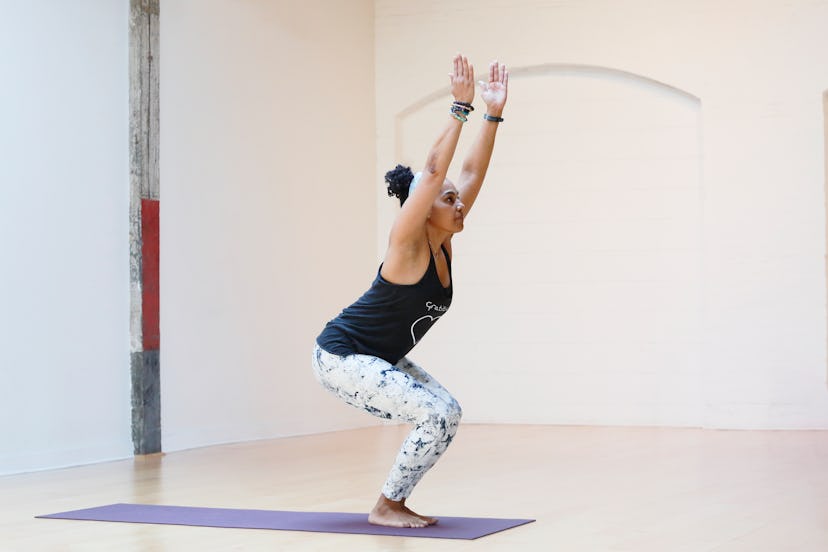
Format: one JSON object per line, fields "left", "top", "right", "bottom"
{"left": 429, "top": 180, "right": 465, "bottom": 233}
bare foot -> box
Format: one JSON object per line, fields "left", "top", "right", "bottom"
{"left": 402, "top": 503, "right": 438, "bottom": 526}
{"left": 368, "top": 495, "right": 435, "bottom": 528}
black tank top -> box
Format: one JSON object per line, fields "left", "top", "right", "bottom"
{"left": 316, "top": 246, "right": 453, "bottom": 364}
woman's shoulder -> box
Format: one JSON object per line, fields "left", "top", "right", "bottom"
{"left": 381, "top": 237, "right": 431, "bottom": 285}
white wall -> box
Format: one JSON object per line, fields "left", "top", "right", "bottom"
{"left": 0, "top": 1, "right": 132, "bottom": 475}
{"left": 375, "top": 0, "right": 828, "bottom": 429}
{"left": 161, "top": 0, "right": 377, "bottom": 451}
{"left": 4, "top": 0, "right": 827, "bottom": 477}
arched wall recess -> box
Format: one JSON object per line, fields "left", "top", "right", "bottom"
{"left": 395, "top": 63, "right": 700, "bottom": 163}
{"left": 395, "top": 63, "right": 706, "bottom": 427}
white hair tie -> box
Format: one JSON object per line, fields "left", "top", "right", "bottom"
{"left": 408, "top": 171, "right": 423, "bottom": 197}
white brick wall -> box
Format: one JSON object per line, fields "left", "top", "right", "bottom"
{"left": 375, "top": 0, "right": 828, "bottom": 429}
{"left": 160, "top": 0, "right": 377, "bottom": 452}
{"left": 0, "top": 1, "right": 132, "bottom": 474}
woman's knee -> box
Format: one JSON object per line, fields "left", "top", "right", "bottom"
{"left": 424, "top": 400, "right": 462, "bottom": 436}
{"left": 446, "top": 400, "right": 462, "bottom": 426}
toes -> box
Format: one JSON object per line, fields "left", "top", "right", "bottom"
{"left": 405, "top": 517, "right": 428, "bottom": 528}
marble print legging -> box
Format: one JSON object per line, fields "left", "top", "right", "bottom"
{"left": 312, "top": 344, "right": 462, "bottom": 501}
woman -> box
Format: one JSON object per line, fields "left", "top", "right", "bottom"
{"left": 313, "top": 54, "right": 508, "bottom": 528}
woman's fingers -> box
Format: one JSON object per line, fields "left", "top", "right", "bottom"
{"left": 451, "top": 54, "right": 470, "bottom": 81}
{"left": 449, "top": 54, "right": 460, "bottom": 84}
{"left": 449, "top": 54, "right": 479, "bottom": 102}
{"left": 486, "top": 61, "right": 509, "bottom": 85}
{"left": 453, "top": 56, "right": 509, "bottom": 86}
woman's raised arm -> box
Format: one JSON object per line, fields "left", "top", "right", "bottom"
{"left": 388, "top": 54, "right": 475, "bottom": 247}
{"left": 456, "top": 60, "right": 509, "bottom": 218}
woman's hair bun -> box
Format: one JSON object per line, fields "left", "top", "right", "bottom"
{"left": 385, "top": 164, "right": 414, "bottom": 205}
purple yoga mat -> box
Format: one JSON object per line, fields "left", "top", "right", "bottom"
{"left": 37, "top": 503, "right": 535, "bottom": 540}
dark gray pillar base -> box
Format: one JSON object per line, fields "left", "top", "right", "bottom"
{"left": 131, "top": 350, "right": 161, "bottom": 454}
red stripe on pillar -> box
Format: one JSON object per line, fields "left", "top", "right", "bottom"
{"left": 141, "top": 198, "right": 160, "bottom": 350}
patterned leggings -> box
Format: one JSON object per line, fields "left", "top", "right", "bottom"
{"left": 312, "top": 344, "right": 462, "bottom": 501}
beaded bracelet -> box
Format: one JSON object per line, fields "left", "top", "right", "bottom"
{"left": 450, "top": 101, "right": 471, "bottom": 122}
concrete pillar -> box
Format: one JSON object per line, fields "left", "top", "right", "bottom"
{"left": 129, "top": 0, "right": 161, "bottom": 455}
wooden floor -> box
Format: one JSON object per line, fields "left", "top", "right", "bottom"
{"left": 3, "top": 424, "right": 828, "bottom": 551}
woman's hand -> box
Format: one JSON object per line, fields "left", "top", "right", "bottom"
{"left": 479, "top": 60, "right": 508, "bottom": 117}
{"left": 449, "top": 54, "right": 475, "bottom": 104}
